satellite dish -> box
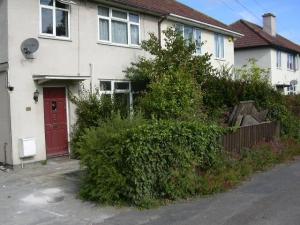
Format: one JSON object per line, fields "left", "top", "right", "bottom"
{"left": 21, "top": 38, "right": 39, "bottom": 59}
{"left": 290, "top": 80, "right": 298, "bottom": 86}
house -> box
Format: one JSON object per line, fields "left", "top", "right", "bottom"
{"left": 0, "top": 0, "right": 241, "bottom": 166}
{"left": 231, "top": 14, "right": 300, "bottom": 94}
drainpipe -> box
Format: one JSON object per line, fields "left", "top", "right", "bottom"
{"left": 158, "top": 15, "right": 168, "bottom": 47}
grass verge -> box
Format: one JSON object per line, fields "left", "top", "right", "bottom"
{"left": 198, "top": 138, "right": 300, "bottom": 195}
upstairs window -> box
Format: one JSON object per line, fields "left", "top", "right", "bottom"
{"left": 98, "top": 6, "right": 140, "bottom": 46}
{"left": 287, "top": 53, "right": 296, "bottom": 70}
{"left": 40, "top": 0, "right": 70, "bottom": 38}
{"left": 276, "top": 50, "right": 282, "bottom": 68}
{"left": 215, "top": 34, "right": 224, "bottom": 59}
{"left": 175, "top": 24, "right": 202, "bottom": 55}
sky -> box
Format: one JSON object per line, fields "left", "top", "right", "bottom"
{"left": 178, "top": 0, "right": 300, "bottom": 44}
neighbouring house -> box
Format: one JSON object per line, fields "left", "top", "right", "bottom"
{"left": 0, "top": 0, "right": 241, "bottom": 166}
{"left": 231, "top": 14, "right": 300, "bottom": 95}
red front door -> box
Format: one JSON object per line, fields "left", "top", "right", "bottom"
{"left": 43, "top": 87, "right": 69, "bottom": 157}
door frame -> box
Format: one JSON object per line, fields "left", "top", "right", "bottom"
{"left": 42, "top": 85, "right": 71, "bottom": 157}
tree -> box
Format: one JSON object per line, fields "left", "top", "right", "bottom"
{"left": 125, "top": 28, "right": 214, "bottom": 119}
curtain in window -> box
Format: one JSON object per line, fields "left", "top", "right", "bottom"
{"left": 99, "top": 19, "right": 109, "bottom": 41}
{"left": 215, "top": 35, "right": 219, "bottom": 57}
{"left": 215, "top": 35, "right": 224, "bottom": 58}
{"left": 194, "top": 29, "right": 201, "bottom": 54}
{"left": 184, "top": 26, "right": 193, "bottom": 44}
{"left": 220, "top": 36, "right": 224, "bottom": 58}
{"left": 42, "top": 8, "right": 53, "bottom": 34}
{"left": 112, "top": 20, "right": 128, "bottom": 44}
{"left": 130, "top": 24, "right": 139, "bottom": 45}
{"left": 56, "top": 9, "right": 68, "bottom": 37}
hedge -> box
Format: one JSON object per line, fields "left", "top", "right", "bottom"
{"left": 78, "top": 118, "right": 224, "bottom": 207}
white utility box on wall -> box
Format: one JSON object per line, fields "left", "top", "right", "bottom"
{"left": 19, "top": 138, "right": 37, "bottom": 158}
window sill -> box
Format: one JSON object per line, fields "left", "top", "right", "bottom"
{"left": 38, "top": 35, "right": 72, "bottom": 42}
{"left": 215, "top": 58, "right": 226, "bottom": 62}
{"left": 97, "top": 41, "right": 142, "bottom": 50}
{"left": 287, "top": 69, "right": 296, "bottom": 72}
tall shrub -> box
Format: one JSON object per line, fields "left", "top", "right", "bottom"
{"left": 78, "top": 119, "right": 224, "bottom": 207}
{"left": 125, "top": 28, "right": 214, "bottom": 119}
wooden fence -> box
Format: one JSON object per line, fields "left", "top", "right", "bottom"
{"left": 222, "top": 121, "right": 280, "bottom": 153}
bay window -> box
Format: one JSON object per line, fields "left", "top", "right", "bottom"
{"left": 40, "top": 0, "right": 70, "bottom": 38}
{"left": 215, "top": 34, "right": 224, "bottom": 59}
{"left": 98, "top": 6, "right": 140, "bottom": 46}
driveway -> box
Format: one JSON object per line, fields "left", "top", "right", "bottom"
{"left": 1, "top": 158, "right": 300, "bottom": 225}
{"left": 0, "top": 158, "right": 127, "bottom": 225}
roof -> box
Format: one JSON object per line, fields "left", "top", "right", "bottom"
{"left": 100, "top": 0, "right": 240, "bottom": 36}
{"left": 230, "top": 20, "right": 300, "bottom": 54}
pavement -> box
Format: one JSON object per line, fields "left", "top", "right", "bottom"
{"left": 0, "top": 158, "right": 128, "bottom": 225}
{"left": 1, "top": 157, "right": 300, "bottom": 225}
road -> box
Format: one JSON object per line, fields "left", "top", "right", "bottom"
{"left": 99, "top": 158, "right": 300, "bottom": 225}
{"left": 1, "top": 157, "right": 300, "bottom": 225}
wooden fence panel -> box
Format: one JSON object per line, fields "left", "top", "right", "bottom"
{"left": 222, "top": 121, "right": 280, "bottom": 153}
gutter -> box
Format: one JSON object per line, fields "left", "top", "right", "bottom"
{"left": 168, "top": 14, "right": 244, "bottom": 38}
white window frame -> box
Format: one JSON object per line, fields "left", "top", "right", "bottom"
{"left": 97, "top": 5, "right": 141, "bottom": 47}
{"left": 287, "top": 84, "right": 297, "bottom": 95}
{"left": 287, "top": 53, "right": 296, "bottom": 71}
{"left": 39, "top": 0, "right": 71, "bottom": 40}
{"left": 99, "top": 80, "right": 133, "bottom": 112}
{"left": 176, "top": 23, "right": 202, "bottom": 55}
{"left": 215, "top": 34, "right": 225, "bottom": 59}
{"left": 276, "top": 50, "right": 282, "bottom": 69}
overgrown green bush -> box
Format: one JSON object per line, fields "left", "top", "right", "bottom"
{"left": 125, "top": 28, "right": 213, "bottom": 119}
{"left": 70, "top": 87, "right": 131, "bottom": 158}
{"left": 78, "top": 118, "right": 224, "bottom": 207}
{"left": 139, "top": 69, "right": 202, "bottom": 120}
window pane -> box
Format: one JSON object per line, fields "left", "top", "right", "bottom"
{"left": 100, "top": 81, "right": 112, "bottom": 91}
{"left": 184, "top": 26, "right": 193, "bottom": 43}
{"left": 220, "top": 36, "right": 224, "bottom": 58}
{"left": 40, "top": 0, "right": 53, "bottom": 6}
{"left": 130, "top": 24, "right": 139, "bottom": 45}
{"left": 175, "top": 24, "right": 184, "bottom": 35}
{"left": 129, "top": 13, "right": 139, "bottom": 23}
{"left": 112, "top": 20, "right": 128, "bottom": 44}
{"left": 194, "top": 29, "right": 201, "bottom": 54}
{"left": 114, "top": 93, "right": 130, "bottom": 118}
{"left": 42, "top": 8, "right": 53, "bottom": 34}
{"left": 115, "top": 82, "right": 129, "bottom": 90}
{"left": 215, "top": 35, "right": 219, "bottom": 57}
{"left": 112, "top": 10, "right": 127, "bottom": 19}
{"left": 98, "top": 6, "right": 109, "bottom": 17}
{"left": 99, "top": 19, "right": 109, "bottom": 41}
{"left": 56, "top": 9, "right": 69, "bottom": 37}
{"left": 56, "top": 1, "right": 68, "bottom": 9}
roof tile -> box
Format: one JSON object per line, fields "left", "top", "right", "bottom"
{"left": 109, "top": 0, "right": 235, "bottom": 32}
{"left": 230, "top": 20, "right": 300, "bottom": 54}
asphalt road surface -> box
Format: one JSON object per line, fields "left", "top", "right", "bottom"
{"left": 1, "top": 157, "right": 300, "bottom": 225}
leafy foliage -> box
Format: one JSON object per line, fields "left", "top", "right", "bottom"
{"left": 125, "top": 28, "right": 214, "bottom": 119}
{"left": 70, "top": 87, "right": 130, "bottom": 158}
{"left": 78, "top": 119, "right": 224, "bottom": 207}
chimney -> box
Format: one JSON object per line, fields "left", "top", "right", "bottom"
{"left": 263, "top": 13, "right": 276, "bottom": 36}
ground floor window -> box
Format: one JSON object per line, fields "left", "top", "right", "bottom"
{"left": 287, "top": 82, "right": 297, "bottom": 95}
{"left": 99, "top": 80, "right": 133, "bottom": 117}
